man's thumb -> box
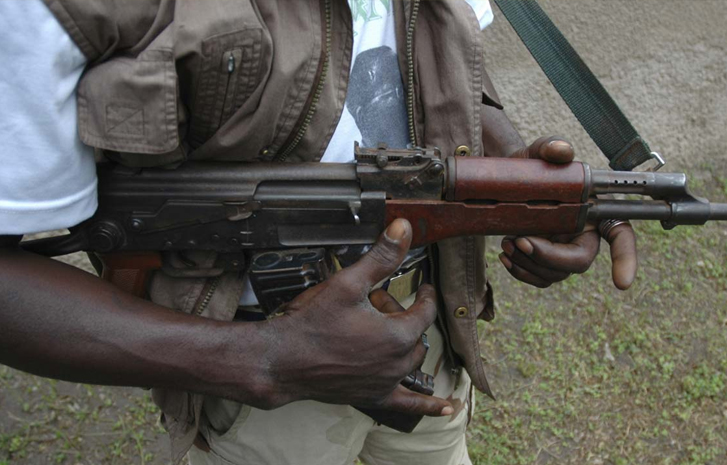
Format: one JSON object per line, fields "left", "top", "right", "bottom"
{"left": 348, "top": 219, "right": 412, "bottom": 288}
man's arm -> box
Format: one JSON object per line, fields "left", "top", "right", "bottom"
{"left": 480, "top": 99, "right": 638, "bottom": 290}
{"left": 0, "top": 221, "right": 452, "bottom": 415}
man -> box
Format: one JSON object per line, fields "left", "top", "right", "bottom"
{"left": 0, "top": 1, "right": 637, "bottom": 464}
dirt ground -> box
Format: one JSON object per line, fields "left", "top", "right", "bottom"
{"left": 2, "top": 1, "right": 726, "bottom": 464}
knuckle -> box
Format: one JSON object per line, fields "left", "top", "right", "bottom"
{"left": 415, "top": 287, "right": 437, "bottom": 307}
{"left": 508, "top": 267, "right": 526, "bottom": 282}
{"left": 412, "top": 299, "right": 435, "bottom": 320}
{"left": 573, "top": 264, "right": 589, "bottom": 275}
{"left": 419, "top": 283, "right": 436, "bottom": 295}
{"left": 573, "top": 256, "right": 595, "bottom": 274}
{"left": 392, "top": 331, "right": 415, "bottom": 353}
{"left": 385, "top": 328, "right": 416, "bottom": 357}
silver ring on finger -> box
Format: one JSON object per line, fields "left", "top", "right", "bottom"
{"left": 598, "top": 219, "right": 631, "bottom": 240}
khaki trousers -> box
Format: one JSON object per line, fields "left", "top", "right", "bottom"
{"left": 188, "top": 301, "right": 473, "bottom": 465}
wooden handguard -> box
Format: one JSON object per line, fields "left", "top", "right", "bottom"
{"left": 386, "top": 157, "right": 590, "bottom": 247}
{"left": 450, "top": 156, "right": 587, "bottom": 202}
{"left": 97, "top": 252, "right": 163, "bottom": 298}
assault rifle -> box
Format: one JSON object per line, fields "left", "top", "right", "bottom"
{"left": 24, "top": 143, "right": 727, "bottom": 267}
{"left": 20, "top": 143, "right": 727, "bottom": 432}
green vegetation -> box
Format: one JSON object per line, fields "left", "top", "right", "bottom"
{"left": 0, "top": 373, "right": 165, "bottom": 464}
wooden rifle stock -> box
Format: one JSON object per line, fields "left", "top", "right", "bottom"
{"left": 97, "top": 252, "right": 163, "bottom": 297}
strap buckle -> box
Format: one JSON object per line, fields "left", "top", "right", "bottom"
{"left": 646, "top": 152, "right": 666, "bottom": 172}
{"left": 632, "top": 151, "right": 666, "bottom": 173}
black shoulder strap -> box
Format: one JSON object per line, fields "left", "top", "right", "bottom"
{"left": 494, "top": 0, "right": 663, "bottom": 172}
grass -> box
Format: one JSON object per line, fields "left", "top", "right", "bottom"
{"left": 1, "top": 163, "right": 726, "bottom": 464}
{"left": 0, "top": 372, "right": 167, "bottom": 464}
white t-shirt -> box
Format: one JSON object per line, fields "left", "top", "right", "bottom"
{"left": 0, "top": 0, "right": 492, "bottom": 235}
{"left": 322, "top": 0, "right": 493, "bottom": 163}
{"left": 0, "top": 0, "right": 97, "bottom": 235}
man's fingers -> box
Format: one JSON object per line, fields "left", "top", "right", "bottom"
{"left": 379, "top": 385, "right": 453, "bottom": 417}
{"left": 509, "top": 232, "right": 600, "bottom": 274}
{"left": 510, "top": 136, "right": 574, "bottom": 164}
{"left": 369, "top": 288, "right": 405, "bottom": 314}
{"left": 536, "top": 137, "right": 575, "bottom": 164}
{"left": 499, "top": 253, "right": 554, "bottom": 288}
{"left": 501, "top": 238, "right": 571, "bottom": 282}
{"left": 605, "top": 223, "right": 638, "bottom": 290}
{"left": 371, "top": 286, "right": 431, "bottom": 370}
{"left": 409, "top": 336, "right": 429, "bottom": 371}
{"left": 510, "top": 136, "right": 550, "bottom": 159}
{"left": 346, "top": 219, "right": 412, "bottom": 289}
{"left": 390, "top": 284, "right": 438, "bottom": 341}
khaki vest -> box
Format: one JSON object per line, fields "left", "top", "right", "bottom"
{"left": 44, "top": 0, "right": 502, "bottom": 461}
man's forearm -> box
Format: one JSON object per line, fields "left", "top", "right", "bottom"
{"left": 1, "top": 226, "right": 456, "bottom": 418}
{"left": 0, "top": 247, "right": 270, "bottom": 401}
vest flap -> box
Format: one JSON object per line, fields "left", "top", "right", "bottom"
{"left": 78, "top": 49, "right": 180, "bottom": 155}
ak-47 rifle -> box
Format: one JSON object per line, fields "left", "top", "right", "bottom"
{"left": 23, "top": 142, "right": 727, "bottom": 295}
{"left": 20, "top": 143, "right": 727, "bottom": 432}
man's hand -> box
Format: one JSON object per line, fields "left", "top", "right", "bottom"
{"left": 0, "top": 223, "right": 450, "bottom": 419}
{"left": 500, "top": 136, "right": 638, "bottom": 290}
{"left": 259, "top": 219, "right": 453, "bottom": 416}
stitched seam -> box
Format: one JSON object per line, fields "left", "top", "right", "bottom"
{"left": 471, "top": 15, "right": 483, "bottom": 158}
{"left": 461, "top": 0, "right": 482, "bottom": 158}
{"left": 269, "top": 6, "right": 322, "bottom": 151}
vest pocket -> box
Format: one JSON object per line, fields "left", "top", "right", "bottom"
{"left": 77, "top": 49, "right": 180, "bottom": 156}
{"left": 188, "top": 29, "right": 263, "bottom": 149}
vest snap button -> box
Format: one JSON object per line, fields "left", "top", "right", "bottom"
{"left": 454, "top": 306, "right": 469, "bottom": 318}
{"left": 455, "top": 145, "right": 471, "bottom": 157}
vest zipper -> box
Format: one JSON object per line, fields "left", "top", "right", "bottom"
{"left": 194, "top": 275, "right": 223, "bottom": 316}
{"left": 219, "top": 51, "right": 238, "bottom": 129}
{"left": 274, "top": 0, "right": 332, "bottom": 162}
{"left": 405, "top": 0, "right": 421, "bottom": 147}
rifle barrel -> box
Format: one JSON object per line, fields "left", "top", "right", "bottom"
{"left": 587, "top": 200, "right": 672, "bottom": 221}
{"left": 709, "top": 203, "right": 727, "bottom": 221}
{"left": 587, "top": 200, "right": 727, "bottom": 225}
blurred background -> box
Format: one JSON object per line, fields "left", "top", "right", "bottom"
{"left": 1, "top": 1, "right": 726, "bottom": 463}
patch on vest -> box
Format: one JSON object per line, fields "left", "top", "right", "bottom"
{"left": 106, "top": 104, "right": 144, "bottom": 137}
